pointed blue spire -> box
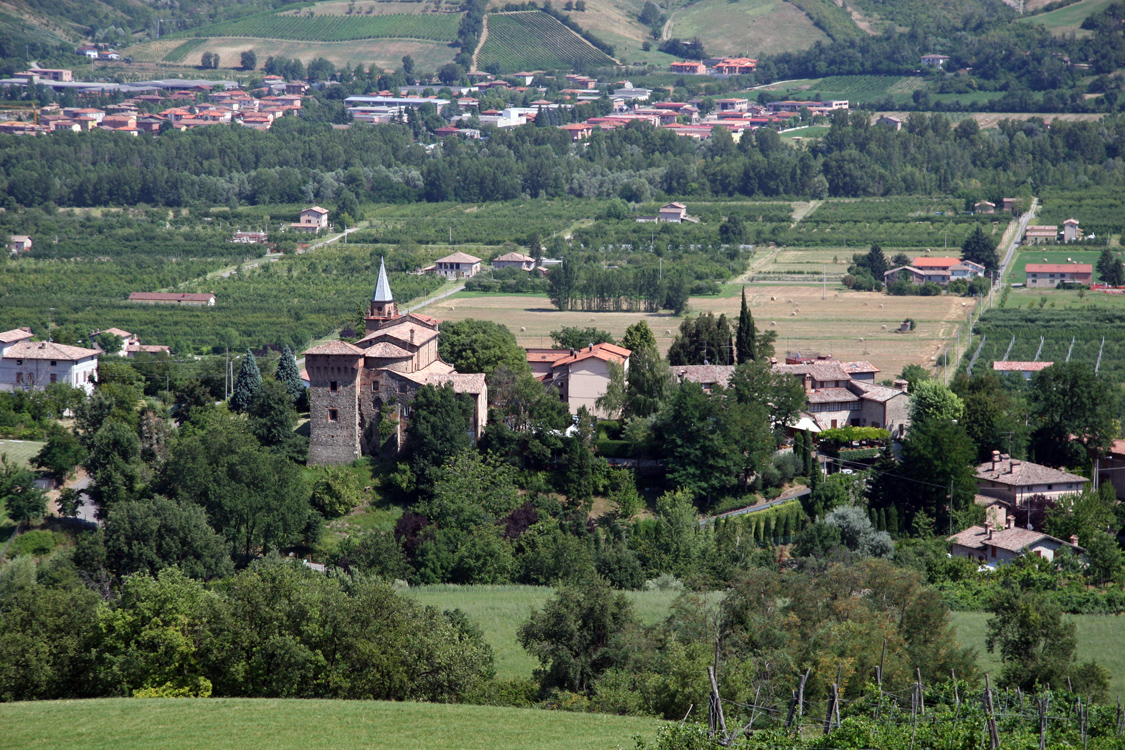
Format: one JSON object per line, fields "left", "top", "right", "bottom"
{"left": 372, "top": 256, "right": 393, "bottom": 303}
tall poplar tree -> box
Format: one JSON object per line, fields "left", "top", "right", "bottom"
{"left": 736, "top": 288, "right": 756, "bottom": 363}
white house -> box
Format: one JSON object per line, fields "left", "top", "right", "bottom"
{"left": 292, "top": 206, "right": 329, "bottom": 234}
{"left": 430, "top": 252, "right": 482, "bottom": 279}
{"left": 8, "top": 235, "right": 32, "bottom": 254}
{"left": 0, "top": 340, "right": 99, "bottom": 395}
{"left": 0, "top": 328, "right": 34, "bottom": 357}
{"left": 492, "top": 251, "right": 536, "bottom": 271}
{"left": 949, "top": 516, "right": 1082, "bottom": 568}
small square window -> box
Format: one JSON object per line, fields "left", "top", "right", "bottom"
{"left": 330, "top": 380, "right": 338, "bottom": 393}
{"left": 50, "top": 360, "right": 57, "bottom": 367}
{"left": 15, "top": 359, "right": 22, "bottom": 365}
{"left": 328, "top": 409, "right": 339, "bottom": 422}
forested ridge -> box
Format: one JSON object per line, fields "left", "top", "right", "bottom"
{"left": 1, "top": 111, "right": 1124, "bottom": 208}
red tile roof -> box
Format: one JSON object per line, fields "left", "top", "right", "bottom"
{"left": 1025, "top": 264, "right": 1092, "bottom": 274}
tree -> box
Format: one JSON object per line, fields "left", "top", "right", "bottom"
{"left": 621, "top": 320, "right": 656, "bottom": 353}
{"left": 961, "top": 225, "right": 999, "bottom": 273}
{"left": 548, "top": 259, "right": 580, "bottom": 311}
{"left": 100, "top": 497, "right": 234, "bottom": 581}
{"left": 728, "top": 360, "right": 806, "bottom": 439}
{"left": 408, "top": 384, "right": 473, "bottom": 491}
{"left": 230, "top": 351, "right": 263, "bottom": 413}
{"left": 986, "top": 585, "right": 1092, "bottom": 691}
{"left": 438, "top": 319, "right": 529, "bottom": 376}
{"left": 719, "top": 214, "right": 745, "bottom": 247}
{"left": 248, "top": 379, "right": 305, "bottom": 459}
{"left": 158, "top": 413, "right": 313, "bottom": 558}
{"left": 0, "top": 457, "right": 47, "bottom": 525}
{"left": 667, "top": 312, "right": 734, "bottom": 366}
{"left": 517, "top": 580, "right": 640, "bottom": 694}
{"left": 83, "top": 419, "right": 143, "bottom": 511}
{"left": 437, "top": 63, "right": 463, "bottom": 86}
{"left": 824, "top": 506, "right": 893, "bottom": 558}
{"left": 550, "top": 326, "right": 615, "bottom": 349}
{"left": 33, "top": 425, "right": 85, "bottom": 480}
{"left": 624, "top": 346, "right": 674, "bottom": 418}
{"left": 240, "top": 50, "right": 257, "bottom": 70}
{"left": 909, "top": 380, "right": 965, "bottom": 426}
{"left": 1030, "top": 362, "right": 1118, "bottom": 466}
{"left": 310, "top": 466, "right": 362, "bottom": 519}
{"left": 275, "top": 345, "right": 305, "bottom": 403}
{"left": 401, "top": 54, "right": 415, "bottom": 75}
{"left": 898, "top": 418, "right": 978, "bottom": 531}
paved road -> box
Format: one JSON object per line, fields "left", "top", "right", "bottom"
{"left": 998, "top": 198, "right": 1038, "bottom": 280}
{"left": 406, "top": 282, "right": 465, "bottom": 314}
{"left": 699, "top": 486, "right": 810, "bottom": 526}
{"left": 69, "top": 474, "right": 99, "bottom": 526}
{"left": 297, "top": 224, "right": 365, "bottom": 254}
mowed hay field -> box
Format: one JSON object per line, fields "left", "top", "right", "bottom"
{"left": 0, "top": 698, "right": 660, "bottom": 750}
{"left": 422, "top": 285, "right": 970, "bottom": 377}
{"left": 406, "top": 584, "right": 684, "bottom": 679}
{"left": 195, "top": 37, "right": 455, "bottom": 70}
{"left": 670, "top": 0, "right": 829, "bottom": 56}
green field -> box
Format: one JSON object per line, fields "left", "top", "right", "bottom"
{"left": 0, "top": 439, "right": 45, "bottom": 468}
{"left": 669, "top": 0, "right": 828, "bottom": 57}
{"left": 405, "top": 584, "right": 683, "bottom": 679}
{"left": 164, "top": 38, "right": 209, "bottom": 62}
{"left": 477, "top": 12, "right": 616, "bottom": 73}
{"left": 170, "top": 11, "right": 461, "bottom": 42}
{"left": 950, "top": 611, "right": 1125, "bottom": 698}
{"left": 0, "top": 698, "right": 660, "bottom": 750}
{"left": 1022, "top": 0, "right": 1115, "bottom": 31}
{"left": 1010, "top": 248, "right": 1106, "bottom": 283}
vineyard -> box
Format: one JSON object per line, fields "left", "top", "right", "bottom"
{"left": 806, "top": 198, "right": 980, "bottom": 223}
{"left": 1037, "top": 187, "right": 1125, "bottom": 236}
{"left": 768, "top": 219, "right": 1004, "bottom": 249}
{"left": 477, "top": 12, "right": 615, "bottom": 73}
{"left": 171, "top": 11, "right": 460, "bottom": 42}
{"left": 165, "top": 38, "right": 209, "bottom": 62}
{"left": 962, "top": 308, "right": 1125, "bottom": 383}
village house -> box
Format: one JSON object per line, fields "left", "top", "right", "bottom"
{"left": 974, "top": 451, "right": 1086, "bottom": 505}
{"left": 1024, "top": 225, "right": 1058, "bottom": 244}
{"left": 711, "top": 57, "right": 758, "bottom": 75}
{"left": 91, "top": 327, "right": 139, "bottom": 355}
{"left": 876, "top": 115, "right": 903, "bottom": 131}
{"left": 974, "top": 200, "right": 996, "bottom": 214}
{"left": 774, "top": 356, "right": 910, "bottom": 435}
{"left": 0, "top": 336, "right": 99, "bottom": 395}
{"left": 17, "top": 68, "right": 72, "bottom": 82}
{"left": 8, "top": 235, "right": 31, "bottom": 254}
{"left": 884, "top": 257, "right": 985, "bottom": 287}
{"left": 128, "top": 292, "right": 216, "bottom": 306}
{"left": 232, "top": 230, "right": 269, "bottom": 244}
{"left": 1024, "top": 263, "right": 1092, "bottom": 288}
{"left": 305, "top": 260, "right": 487, "bottom": 465}
{"left": 670, "top": 60, "right": 707, "bottom": 75}
{"left": 1098, "top": 440, "right": 1125, "bottom": 500}
{"left": 492, "top": 251, "right": 536, "bottom": 271}
{"left": 670, "top": 364, "right": 736, "bottom": 393}
{"left": 292, "top": 206, "right": 329, "bottom": 234}
{"left": 921, "top": 54, "right": 950, "bottom": 67}
{"left": 1063, "top": 218, "right": 1083, "bottom": 242}
{"left": 991, "top": 361, "right": 1054, "bottom": 380}
{"left": 949, "top": 516, "right": 1082, "bottom": 567}
{"left": 429, "top": 252, "right": 482, "bottom": 279}
{"left": 527, "top": 343, "right": 632, "bottom": 419}
{"left": 636, "top": 202, "right": 700, "bottom": 224}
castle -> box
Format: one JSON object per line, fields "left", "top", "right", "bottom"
{"left": 305, "top": 259, "right": 487, "bottom": 465}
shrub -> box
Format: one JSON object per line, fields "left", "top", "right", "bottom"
{"left": 9, "top": 529, "right": 59, "bottom": 557}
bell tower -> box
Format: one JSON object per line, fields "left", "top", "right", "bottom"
{"left": 366, "top": 257, "right": 400, "bottom": 332}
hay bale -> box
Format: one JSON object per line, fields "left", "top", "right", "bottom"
{"left": 520, "top": 327, "right": 526, "bottom": 332}
{"left": 770, "top": 321, "right": 776, "bottom": 326}
{"left": 879, "top": 304, "right": 884, "bottom": 308}
{"left": 795, "top": 308, "right": 800, "bottom": 313}
{"left": 770, "top": 296, "right": 776, "bottom": 301}
{"left": 665, "top": 329, "right": 672, "bottom": 335}
{"left": 588, "top": 317, "right": 596, "bottom": 322}
{"left": 863, "top": 302, "right": 869, "bottom": 306}
{"left": 790, "top": 311, "right": 797, "bottom": 316}
{"left": 881, "top": 325, "right": 888, "bottom": 330}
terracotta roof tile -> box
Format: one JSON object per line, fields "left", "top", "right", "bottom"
{"left": 3, "top": 341, "right": 99, "bottom": 361}
{"left": 304, "top": 340, "right": 365, "bottom": 356}
{"left": 974, "top": 457, "right": 1086, "bottom": 487}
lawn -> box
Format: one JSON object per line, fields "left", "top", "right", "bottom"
{"left": 0, "top": 698, "right": 660, "bottom": 750}
{"left": 0, "top": 439, "right": 45, "bottom": 468}
{"left": 1003, "top": 286, "right": 1125, "bottom": 310}
{"left": 419, "top": 286, "right": 971, "bottom": 380}
{"left": 405, "top": 584, "right": 683, "bottom": 679}
{"left": 950, "top": 611, "right": 1125, "bottom": 699}
{"left": 1008, "top": 248, "right": 1106, "bottom": 284}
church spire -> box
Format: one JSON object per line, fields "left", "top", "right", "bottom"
{"left": 372, "top": 256, "right": 393, "bottom": 303}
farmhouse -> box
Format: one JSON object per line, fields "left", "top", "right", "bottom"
{"left": 492, "top": 251, "right": 536, "bottom": 271}
{"left": 92, "top": 327, "right": 139, "bottom": 355}
{"left": 991, "top": 361, "right": 1053, "bottom": 380}
{"left": 0, "top": 328, "right": 34, "bottom": 355}
{"left": 1024, "top": 225, "right": 1058, "bottom": 244}
{"left": 430, "top": 252, "right": 482, "bottom": 279}
{"left": 292, "top": 206, "right": 329, "bottom": 234}
{"left": 1063, "top": 218, "right": 1083, "bottom": 242}
{"left": 637, "top": 203, "right": 699, "bottom": 224}
{"left": 949, "top": 517, "right": 1082, "bottom": 568}
{"left": 670, "top": 61, "right": 707, "bottom": 75}
{"left": 974, "top": 451, "right": 1086, "bottom": 504}
{"left": 921, "top": 54, "right": 950, "bottom": 67}
{"left": 8, "top": 235, "right": 31, "bottom": 254}
{"left": 232, "top": 230, "right": 269, "bottom": 244}
{"left": 1025, "top": 263, "right": 1092, "bottom": 288}
{"left": 128, "top": 292, "right": 216, "bottom": 306}
{"left": 528, "top": 343, "right": 632, "bottom": 419}
{"left": 774, "top": 356, "right": 910, "bottom": 435}
{"left": 670, "top": 364, "right": 736, "bottom": 392}
{"left": 876, "top": 115, "right": 902, "bottom": 131}
{"left": 711, "top": 57, "right": 758, "bottom": 75}
{"left": 0, "top": 339, "right": 99, "bottom": 395}
{"left": 974, "top": 200, "right": 996, "bottom": 214}
{"left": 305, "top": 259, "right": 487, "bottom": 465}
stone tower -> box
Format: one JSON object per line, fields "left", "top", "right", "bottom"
{"left": 365, "top": 257, "right": 399, "bottom": 332}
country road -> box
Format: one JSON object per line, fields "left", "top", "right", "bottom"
{"left": 998, "top": 197, "right": 1038, "bottom": 281}
{"left": 699, "top": 486, "right": 810, "bottom": 525}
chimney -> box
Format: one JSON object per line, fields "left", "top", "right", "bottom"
{"left": 410, "top": 328, "right": 415, "bottom": 345}
{"left": 1006, "top": 516, "right": 1014, "bottom": 530}
{"left": 985, "top": 522, "right": 993, "bottom": 541}
{"left": 893, "top": 378, "right": 908, "bottom": 392}
{"left": 1070, "top": 535, "right": 1079, "bottom": 547}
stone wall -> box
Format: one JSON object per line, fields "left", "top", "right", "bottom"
{"left": 307, "top": 352, "right": 362, "bottom": 465}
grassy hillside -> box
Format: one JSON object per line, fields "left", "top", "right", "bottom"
{"left": 406, "top": 584, "right": 684, "bottom": 679}
{"left": 0, "top": 699, "right": 660, "bottom": 750}
{"left": 477, "top": 12, "right": 616, "bottom": 73}
{"left": 1021, "top": 0, "right": 1115, "bottom": 32}
{"left": 950, "top": 611, "right": 1125, "bottom": 699}
{"left": 165, "top": 11, "right": 461, "bottom": 42}
{"left": 669, "top": 0, "right": 829, "bottom": 57}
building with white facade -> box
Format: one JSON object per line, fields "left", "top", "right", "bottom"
{"left": 0, "top": 337, "right": 99, "bottom": 394}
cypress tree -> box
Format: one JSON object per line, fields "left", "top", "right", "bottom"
{"left": 230, "top": 350, "right": 263, "bottom": 412}
{"left": 276, "top": 345, "right": 304, "bottom": 402}
{"left": 735, "top": 287, "right": 756, "bottom": 363}
{"left": 886, "top": 506, "right": 899, "bottom": 534}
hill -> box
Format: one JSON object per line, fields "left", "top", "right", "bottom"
{"left": 1019, "top": 0, "right": 1116, "bottom": 32}
{"left": 0, "top": 698, "right": 660, "bottom": 750}
{"left": 477, "top": 11, "right": 616, "bottom": 73}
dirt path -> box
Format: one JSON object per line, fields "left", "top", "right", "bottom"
{"left": 471, "top": 15, "right": 488, "bottom": 73}
{"left": 660, "top": 9, "right": 678, "bottom": 41}
{"left": 791, "top": 199, "right": 821, "bottom": 223}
